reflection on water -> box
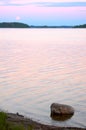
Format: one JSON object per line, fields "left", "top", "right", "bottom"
{"left": 51, "top": 114, "right": 73, "bottom": 121}
{"left": 0, "top": 29, "right": 86, "bottom": 128}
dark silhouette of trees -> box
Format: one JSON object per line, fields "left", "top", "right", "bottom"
{"left": 0, "top": 22, "right": 86, "bottom": 28}
{"left": 74, "top": 24, "right": 86, "bottom": 28}
{"left": 0, "top": 22, "right": 30, "bottom": 28}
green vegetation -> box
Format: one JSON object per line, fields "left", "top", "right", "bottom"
{"left": 0, "top": 22, "right": 86, "bottom": 28}
{"left": 74, "top": 24, "right": 86, "bottom": 28}
{"left": 0, "top": 22, "right": 30, "bottom": 28}
{"left": 0, "top": 112, "right": 33, "bottom": 130}
{"left": 0, "top": 111, "right": 7, "bottom": 130}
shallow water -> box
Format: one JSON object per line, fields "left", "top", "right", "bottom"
{"left": 0, "top": 29, "right": 86, "bottom": 128}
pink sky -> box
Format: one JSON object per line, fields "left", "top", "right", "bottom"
{"left": 0, "top": 0, "right": 86, "bottom": 25}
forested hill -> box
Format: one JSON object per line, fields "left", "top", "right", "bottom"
{"left": 0, "top": 22, "right": 86, "bottom": 28}
{"left": 73, "top": 24, "right": 86, "bottom": 28}
{"left": 0, "top": 22, "right": 30, "bottom": 28}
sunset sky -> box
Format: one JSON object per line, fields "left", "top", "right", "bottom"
{"left": 0, "top": 0, "right": 86, "bottom": 26}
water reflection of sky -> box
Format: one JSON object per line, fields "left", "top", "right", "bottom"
{"left": 0, "top": 29, "right": 86, "bottom": 128}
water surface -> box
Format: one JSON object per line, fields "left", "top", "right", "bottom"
{"left": 0, "top": 29, "right": 86, "bottom": 128}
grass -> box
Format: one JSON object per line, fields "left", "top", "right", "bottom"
{"left": 0, "top": 111, "right": 7, "bottom": 130}
{"left": 0, "top": 112, "right": 33, "bottom": 130}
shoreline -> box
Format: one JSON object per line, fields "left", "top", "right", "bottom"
{"left": 6, "top": 112, "right": 86, "bottom": 130}
{"left": 0, "top": 22, "right": 86, "bottom": 28}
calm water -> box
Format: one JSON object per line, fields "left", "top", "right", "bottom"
{"left": 0, "top": 29, "right": 86, "bottom": 128}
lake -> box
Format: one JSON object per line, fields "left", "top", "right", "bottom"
{"left": 0, "top": 29, "right": 86, "bottom": 128}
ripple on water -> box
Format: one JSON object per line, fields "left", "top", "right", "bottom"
{"left": 0, "top": 29, "right": 86, "bottom": 128}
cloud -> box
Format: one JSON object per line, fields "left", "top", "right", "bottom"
{"left": 0, "top": 0, "right": 86, "bottom": 7}
{"left": 0, "top": 1, "right": 4, "bottom": 5}
{"left": 35, "top": 2, "right": 86, "bottom": 7}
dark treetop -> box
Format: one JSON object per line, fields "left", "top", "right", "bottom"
{"left": 73, "top": 24, "right": 86, "bottom": 28}
{"left": 0, "top": 22, "right": 30, "bottom": 28}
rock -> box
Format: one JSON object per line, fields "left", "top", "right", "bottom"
{"left": 51, "top": 114, "right": 74, "bottom": 121}
{"left": 50, "top": 103, "right": 74, "bottom": 121}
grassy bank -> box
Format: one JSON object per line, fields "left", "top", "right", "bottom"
{"left": 0, "top": 111, "right": 85, "bottom": 130}
{"left": 0, "top": 112, "right": 32, "bottom": 130}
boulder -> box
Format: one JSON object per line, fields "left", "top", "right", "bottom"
{"left": 51, "top": 114, "right": 73, "bottom": 121}
{"left": 50, "top": 103, "right": 74, "bottom": 121}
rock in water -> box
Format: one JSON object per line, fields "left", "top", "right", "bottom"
{"left": 50, "top": 103, "right": 74, "bottom": 121}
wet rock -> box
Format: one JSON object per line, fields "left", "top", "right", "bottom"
{"left": 51, "top": 103, "right": 74, "bottom": 121}
{"left": 51, "top": 114, "right": 73, "bottom": 121}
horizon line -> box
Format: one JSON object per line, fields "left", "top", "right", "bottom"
{"left": 0, "top": 22, "right": 86, "bottom": 27}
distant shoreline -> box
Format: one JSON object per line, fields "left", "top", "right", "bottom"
{"left": 0, "top": 22, "right": 86, "bottom": 28}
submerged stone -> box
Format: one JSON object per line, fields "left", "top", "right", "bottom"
{"left": 50, "top": 103, "right": 74, "bottom": 121}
